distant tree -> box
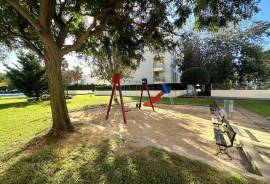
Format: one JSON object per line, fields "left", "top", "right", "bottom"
{"left": 5, "top": 52, "right": 47, "bottom": 100}
{"left": 181, "top": 67, "right": 210, "bottom": 96}
{"left": 181, "top": 67, "right": 210, "bottom": 85}
{"left": 180, "top": 37, "right": 203, "bottom": 71}
{"left": 178, "top": 21, "right": 270, "bottom": 87}
{"left": 61, "top": 61, "right": 82, "bottom": 95}
{"left": 72, "top": 66, "right": 83, "bottom": 84}
{"left": 236, "top": 44, "right": 270, "bottom": 86}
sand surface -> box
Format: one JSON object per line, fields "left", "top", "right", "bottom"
{"left": 70, "top": 103, "right": 256, "bottom": 175}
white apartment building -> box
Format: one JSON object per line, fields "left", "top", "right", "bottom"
{"left": 79, "top": 51, "right": 181, "bottom": 85}
{"left": 123, "top": 51, "right": 181, "bottom": 84}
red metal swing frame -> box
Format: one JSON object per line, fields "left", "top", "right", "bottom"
{"left": 105, "top": 73, "right": 127, "bottom": 124}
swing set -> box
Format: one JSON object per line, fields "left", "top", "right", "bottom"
{"left": 105, "top": 73, "right": 173, "bottom": 124}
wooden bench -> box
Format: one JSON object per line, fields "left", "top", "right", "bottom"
{"left": 209, "top": 102, "right": 218, "bottom": 113}
{"left": 213, "top": 119, "right": 236, "bottom": 159}
{"left": 211, "top": 109, "right": 227, "bottom": 127}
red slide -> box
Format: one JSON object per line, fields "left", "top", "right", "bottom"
{"left": 143, "top": 91, "right": 163, "bottom": 106}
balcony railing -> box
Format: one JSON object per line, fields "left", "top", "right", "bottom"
{"left": 154, "top": 76, "right": 165, "bottom": 82}
{"left": 153, "top": 62, "right": 165, "bottom": 68}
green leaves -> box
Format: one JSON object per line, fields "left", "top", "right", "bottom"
{"left": 0, "top": 0, "right": 261, "bottom": 60}
{"left": 181, "top": 67, "right": 210, "bottom": 85}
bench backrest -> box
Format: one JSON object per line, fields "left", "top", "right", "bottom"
{"left": 224, "top": 120, "right": 236, "bottom": 147}
{"left": 218, "top": 109, "right": 227, "bottom": 122}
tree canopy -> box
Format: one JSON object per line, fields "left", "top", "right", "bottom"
{"left": 177, "top": 21, "right": 270, "bottom": 88}
{"left": 85, "top": 29, "right": 142, "bottom": 83}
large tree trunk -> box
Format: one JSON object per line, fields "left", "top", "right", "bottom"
{"left": 44, "top": 53, "right": 73, "bottom": 136}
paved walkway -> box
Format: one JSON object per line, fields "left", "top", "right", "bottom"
{"left": 229, "top": 107, "right": 270, "bottom": 181}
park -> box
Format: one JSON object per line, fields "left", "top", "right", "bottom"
{"left": 0, "top": 0, "right": 270, "bottom": 184}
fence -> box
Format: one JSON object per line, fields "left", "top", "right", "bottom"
{"left": 95, "top": 90, "right": 186, "bottom": 97}
{"left": 211, "top": 90, "right": 270, "bottom": 99}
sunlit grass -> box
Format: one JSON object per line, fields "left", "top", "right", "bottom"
{"left": 0, "top": 95, "right": 132, "bottom": 156}
{"left": 236, "top": 99, "right": 270, "bottom": 117}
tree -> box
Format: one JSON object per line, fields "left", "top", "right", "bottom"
{"left": 181, "top": 67, "right": 210, "bottom": 85}
{"left": 85, "top": 27, "right": 143, "bottom": 103}
{"left": 72, "top": 66, "right": 83, "bottom": 84}
{"left": 0, "top": 0, "right": 259, "bottom": 135}
{"left": 5, "top": 52, "right": 47, "bottom": 100}
{"left": 181, "top": 67, "right": 210, "bottom": 96}
{"left": 177, "top": 21, "right": 270, "bottom": 87}
{"left": 61, "top": 61, "right": 82, "bottom": 95}
{"left": 236, "top": 44, "right": 269, "bottom": 86}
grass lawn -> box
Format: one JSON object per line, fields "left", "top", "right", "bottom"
{"left": 0, "top": 95, "right": 122, "bottom": 157}
{"left": 0, "top": 137, "right": 262, "bottom": 184}
{"left": 0, "top": 95, "right": 266, "bottom": 183}
{"left": 235, "top": 99, "right": 270, "bottom": 117}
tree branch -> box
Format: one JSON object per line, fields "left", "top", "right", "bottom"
{"left": 56, "top": 17, "right": 73, "bottom": 47}
{"left": 39, "top": 0, "right": 55, "bottom": 29}
{"left": 26, "top": 0, "right": 39, "bottom": 14}
{"left": 60, "top": 18, "right": 105, "bottom": 56}
{"left": 6, "top": 0, "right": 42, "bottom": 32}
{"left": 0, "top": 24, "right": 44, "bottom": 58}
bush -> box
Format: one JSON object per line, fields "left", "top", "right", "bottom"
{"left": 67, "top": 84, "right": 95, "bottom": 91}
{"left": 181, "top": 67, "right": 210, "bottom": 85}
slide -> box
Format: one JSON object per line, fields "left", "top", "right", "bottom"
{"left": 143, "top": 91, "right": 163, "bottom": 106}
{"left": 143, "top": 84, "right": 171, "bottom": 106}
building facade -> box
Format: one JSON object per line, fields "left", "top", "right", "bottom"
{"left": 79, "top": 50, "right": 181, "bottom": 85}
{"left": 123, "top": 51, "right": 181, "bottom": 85}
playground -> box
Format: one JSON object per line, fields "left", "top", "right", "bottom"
{"left": 70, "top": 104, "right": 250, "bottom": 174}
{"left": 67, "top": 74, "right": 270, "bottom": 182}
{"left": 1, "top": 74, "right": 269, "bottom": 183}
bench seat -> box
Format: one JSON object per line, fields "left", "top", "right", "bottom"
{"left": 214, "top": 128, "right": 226, "bottom": 146}
{"left": 211, "top": 116, "right": 222, "bottom": 126}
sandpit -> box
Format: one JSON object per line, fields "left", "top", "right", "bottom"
{"left": 70, "top": 103, "right": 254, "bottom": 176}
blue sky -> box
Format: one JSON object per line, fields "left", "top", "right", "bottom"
{"left": 0, "top": 0, "right": 270, "bottom": 73}
{"left": 251, "top": 0, "right": 270, "bottom": 49}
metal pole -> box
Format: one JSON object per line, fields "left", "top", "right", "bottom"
{"left": 118, "top": 83, "right": 127, "bottom": 124}
{"left": 145, "top": 84, "right": 155, "bottom": 111}
{"left": 106, "top": 84, "right": 116, "bottom": 120}
{"left": 139, "top": 84, "right": 143, "bottom": 109}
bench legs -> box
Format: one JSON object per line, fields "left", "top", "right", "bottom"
{"left": 215, "top": 146, "right": 232, "bottom": 160}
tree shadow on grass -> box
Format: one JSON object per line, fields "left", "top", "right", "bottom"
{"left": 0, "top": 101, "right": 42, "bottom": 110}
{"left": 0, "top": 138, "right": 261, "bottom": 184}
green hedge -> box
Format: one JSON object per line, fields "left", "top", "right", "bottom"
{"left": 67, "top": 83, "right": 187, "bottom": 91}
{"left": 95, "top": 83, "right": 187, "bottom": 91}
{"left": 67, "top": 84, "right": 95, "bottom": 90}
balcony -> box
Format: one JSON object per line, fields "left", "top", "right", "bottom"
{"left": 153, "top": 62, "right": 165, "bottom": 71}
{"left": 154, "top": 76, "right": 165, "bottom": 83}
